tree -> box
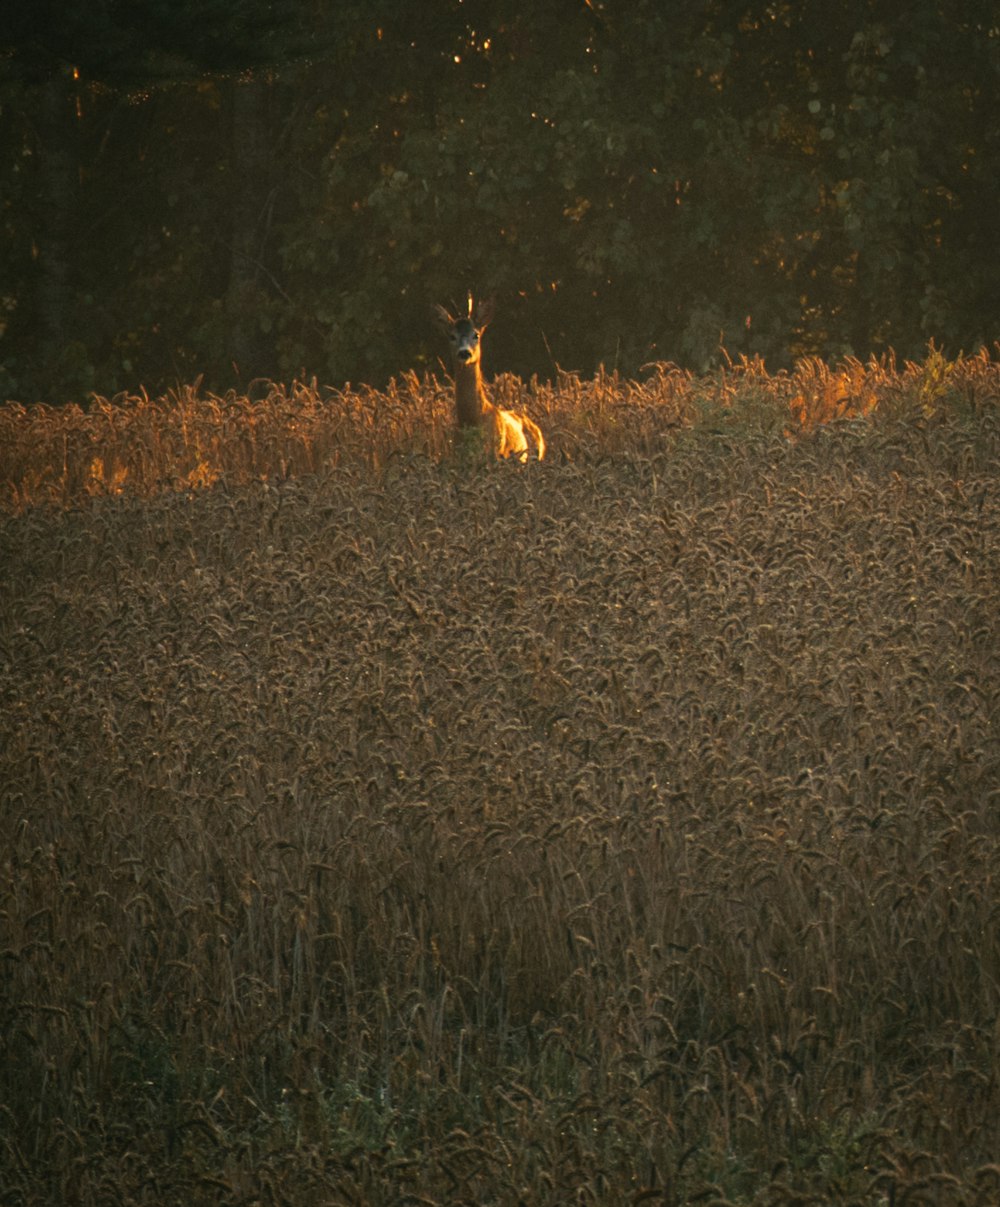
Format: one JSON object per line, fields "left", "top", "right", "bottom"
{"left": 1, "top": 1, "right": 997, "bottom": 400}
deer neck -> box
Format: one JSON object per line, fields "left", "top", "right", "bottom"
{"left": 454, "top": 358, "right": 488, "bottom": 427}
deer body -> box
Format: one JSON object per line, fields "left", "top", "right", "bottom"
{"left": 434, "top": 297, "right": 545, "bottom": 461}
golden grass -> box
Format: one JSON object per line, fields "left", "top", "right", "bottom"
{"left": 1, "top": 349, "right": 1000, "bottom": 1203}
{"left": 3, "top": 346, "right": 995, "bottom": 511}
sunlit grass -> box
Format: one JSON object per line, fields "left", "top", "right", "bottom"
{"left": 3, "top": 346, "right": 998, "bottom": 510}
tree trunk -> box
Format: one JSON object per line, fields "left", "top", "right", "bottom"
{"left": 226, "top": 77, "right": 269, "bottom": 380}
{"left": 34, "top": 69, "right": 78, "bottom": 375}
{"left": 850, "top": 250, "right": 872, "bottom": 358}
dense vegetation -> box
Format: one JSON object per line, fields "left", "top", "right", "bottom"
{"left": 2, "top": 3, "right": 998, "bottom": 400}
{"left": 2, "top": 355, "right": 1000, "bottom": 1204}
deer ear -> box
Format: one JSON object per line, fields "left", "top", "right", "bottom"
{"left": 432, "top": 304, "right": 454, "bottom": 332}
{"left": 474, "top": 297, "right": 495, "bottom": 329}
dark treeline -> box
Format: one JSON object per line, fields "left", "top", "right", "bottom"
{"left": 2, "top": 1, "right": 998, "bottom": 401}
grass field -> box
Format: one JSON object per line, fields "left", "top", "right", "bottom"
{"left": 2, "top": 351, "right": 1000, "bottom": 1205}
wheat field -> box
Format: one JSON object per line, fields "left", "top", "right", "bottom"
{"left": 2, "top": 352, "right": 1000, "bottom": 1205}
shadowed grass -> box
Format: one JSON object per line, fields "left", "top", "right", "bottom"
{"left": 1, "top": 348, "right": 1000, "bottom": 1204}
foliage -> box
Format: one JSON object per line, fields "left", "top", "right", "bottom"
{"left": 0, "top": 3, "right": 998, "bottom": 400}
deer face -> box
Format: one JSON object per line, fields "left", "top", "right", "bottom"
{"left": 449, "top": 317, "right": 481, "bottom": 366}
{"left": 434, "top": 296, "right": 494, "bottom": 368}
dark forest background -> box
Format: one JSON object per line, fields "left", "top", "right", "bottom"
{"left": 1, "top": 1, "right": 998, "bottom": 402}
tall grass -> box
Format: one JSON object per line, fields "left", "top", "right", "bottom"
{"left": 2, "top": 348, "right": 999, "bottom": 1204}
{"left": 3, "top": 347, "right": 997, "bottom": 510}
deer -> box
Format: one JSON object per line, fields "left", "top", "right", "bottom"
{"left": 433, "top": 294, "right": 545, "bottom": 461}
